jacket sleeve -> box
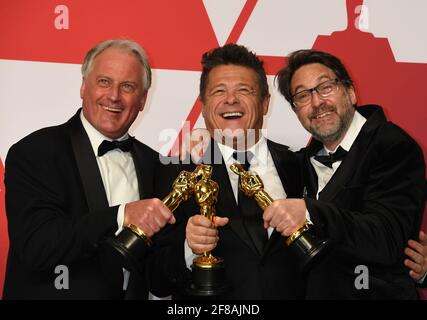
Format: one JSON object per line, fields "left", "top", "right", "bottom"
{"left": 5, "top": 142, "right": 119, "bottom": 272}
{"left": 306, "top": 134, "right": 426, "bottom": 266}
{"left": 145, "top": 162, "right": 193, "bottom": 297}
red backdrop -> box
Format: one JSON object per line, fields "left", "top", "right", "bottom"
{"left": 0, "top": 0, "right": 425, "bottom": 299}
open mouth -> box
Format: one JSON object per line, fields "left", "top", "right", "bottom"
{"left": 102, "top": 105, "right": 123, "bottom": 113}
{"left": 221, "top": 112, "right": 243, "bottom": 120}
{"left": 311, "top": 110, "right": 335, "bottom": 120}
{"left": 314, "top": 111, "right": 332, "bottom": 119}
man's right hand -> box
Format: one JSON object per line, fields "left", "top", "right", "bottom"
{"left": 186, "top": 214, "right": 229, "bottom": 255}
{"left": 123, "top": 198, "right": 176, "bottom": 238}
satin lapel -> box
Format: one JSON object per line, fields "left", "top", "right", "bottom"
{"left": 131, "top": 152, "right": 144, "bottom": 199}
{"left": 264, "top": 141, "right": 303, "bottom": 255}
{"left": 207, "top": 141, "right": 260, "bottom": 255}
{"left": 304, "top": 152, "right": 320, "bottom": 199}
{"left": 263, "top": 229, "right": 285, "bottom": 257}
{"left": 317, "top": 150, "right": 356, "bottom": 202}
{"left": 318, "top": 107, "right": 383, "bottom": 201}
{"left": 130, "top": 144, "right": 150, "bottom": 199}
{"left": 211, "top": 161, "right": 238, "bottom": 218}
{"left": 267, "top": 140, "right": 303, "bottom": 198}
{"left": 66, "top": 110, "right": 109, "bottom": 212}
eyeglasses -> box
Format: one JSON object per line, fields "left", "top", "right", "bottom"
{"left": 291, "top": 78, "right": 341, "bottom": 108}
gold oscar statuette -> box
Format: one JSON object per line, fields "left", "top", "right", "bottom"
{"left": 192, "top": 165, "right": 222, "bottom": 268}
{"left": 107, "top": 166, "right": 203, "bottom": 272}
{"left": 186, "top": 164, "right": 229, "bottom": 297}
{"left": 230, "top": 162, "right": 330, "bottom": 269}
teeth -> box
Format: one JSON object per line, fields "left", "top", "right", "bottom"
{"left": 103, "top": 106, "right": 122, "bottom": 113}
{"left": 315, "top": 112, "right": 331, "bottom": 119}
{"left": 223, "top": 112, "right": 243, "bottom": 118}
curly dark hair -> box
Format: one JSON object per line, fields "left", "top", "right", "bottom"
{"left": 275, "top": 49, "right": 353, "bottom": 106}
{"left": 199, "top": 43, "right": 269, "bottom": 102}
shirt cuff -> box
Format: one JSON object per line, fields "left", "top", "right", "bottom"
{"left": 115, "top": 204, "right": 126, "bottom": 236}
{"left": 184, "top": 239, "right": 199, "bottom": 270}
{"left": 418, "top": 271, "right": 427, "bottom": 284}
{"left": 305, "top": 209, "right": 313, "bottom": 224}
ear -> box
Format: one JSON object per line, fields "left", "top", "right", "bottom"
{"left": 262, "top": 93, "right": 270, "bottom": 115}
{"left": 348, "top": 85, "right": 357, "bottom": 105}
{"left": 139, "top": 91, "right": 148, "bottom": 111}
{"left": 200, "top": 96, "right": 207, "bottom": 118}
{"left": 80, "top": 78, "right": 86, "bottom": 99}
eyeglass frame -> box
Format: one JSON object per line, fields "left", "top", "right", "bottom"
{"left": 291, "top": 78, "right": 343, "bottom": 109}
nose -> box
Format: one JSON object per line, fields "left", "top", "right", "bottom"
{"left": 310, "top": 90, "right": 325, "bottom": 108}
{"left": 224, "top": 90, "right": 238, "bottom": 104}
{"left": 107, "top": 83, "right": 120, "bottom": 102}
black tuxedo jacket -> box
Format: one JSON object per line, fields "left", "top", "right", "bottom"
{"left": 302, "top": 105, "right": 425, "bottom": 299}
{"left": 148, "top": 139, "right": 306, "bottom": 299}
{"left": 3, "top": 110, "right": 159, "bottom": 299}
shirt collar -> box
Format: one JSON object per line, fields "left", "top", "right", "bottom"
{"left": 79, "top": 111, "right": 129, "bottom": 156}
{"left": 216, "top": 135, "right": 268, "bottom": 166}
{"left": 323, "top": 110, "right": 366, "bottom": 154}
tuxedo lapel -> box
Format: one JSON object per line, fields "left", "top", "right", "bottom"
{"left": 303, "top": 142, "right": 322, "bottom": 199}
{"left": 318, "top": 150, "right": 357, "bottom": 201}
{"left": 212, "top": 163, "right": 238, "bottom": 218}
{"left": 131, "top": 151, "right": 144, "bottom": 199}
{"left": 316, "top": 107, "right": 385, "bottom": 201}
{"left": 200, "top": 140, "right": 237, "bottom": 216}
{"left": 264, "top": 140, "right": 304, "bottom": 255}
{"left": 66, "top": 110, "right": 109, "bottom": 212}
{"left": 267, "top": 140, "right": 303, "bottom": 198}
{"left": 130, "top": 144, "right": 155, "bottom": 199}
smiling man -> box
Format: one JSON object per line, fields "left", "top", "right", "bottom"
{"left": 3, "top": 39, "right": 175, "bottom": 299}
{"left": 200, "top": 60, "right": 269, "bottom": 151}
{"left": 268, "top": 49, "right": 426, "bottom": 299}
{"left": 149, "top": 44, "right": 305, "bottom": 300}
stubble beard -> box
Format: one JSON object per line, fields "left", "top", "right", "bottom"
{"left": 308, "top": 100, "right": 354, "bottom": 145}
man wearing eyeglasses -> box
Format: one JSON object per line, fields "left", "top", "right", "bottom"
{"left": 265, "top": 49, "right": 426, "bottom": 299}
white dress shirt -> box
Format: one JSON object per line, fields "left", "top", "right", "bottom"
{"left": 308, "top": 110, "right": 427, "bottom": 284}
{"left": 310, "top": 110, "right": 366, "bottom": 197}
{"left": 80, "top": 112, "right": 139, "bottom": 290}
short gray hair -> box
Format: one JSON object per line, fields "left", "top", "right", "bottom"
{"left": 81, "top": 39, "right": 152, "bottom": 91}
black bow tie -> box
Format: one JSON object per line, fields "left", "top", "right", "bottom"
{"left": 97, "top": 138, "right": 134, "bottom": 157}
{"left": 232, "top": 151, "right": 254, "bottom": 170}
{"left": 314, "top": 146, "right": 348, "bottom": 168}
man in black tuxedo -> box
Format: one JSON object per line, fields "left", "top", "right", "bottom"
{"left": 268, "top": 49, "right": 426, "bottom": 299}
{"left": 149, "top": 44, "right": 305, "bottom": 299}
{"left": 3, "top": 39, "right": 175, "bottom": 299}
